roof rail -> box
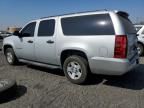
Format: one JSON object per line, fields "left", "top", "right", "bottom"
{"left": 40, "top": 9, "right": 108, "bottom": 19}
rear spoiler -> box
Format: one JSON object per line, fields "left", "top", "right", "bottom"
{"left": 115, "top": 11, "right": 129, "bottom": 19}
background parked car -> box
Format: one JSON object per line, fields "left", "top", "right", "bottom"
{"left": 0, "top": 31, "right": 12, "bottom": 37}
{"left": 0, "top": 31, "right": 12, "bottom": 49}
{"left": 134, "top": 25, "right": 144, "bottom": 55}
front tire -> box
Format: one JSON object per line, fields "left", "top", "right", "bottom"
{"left": 5, "top": 48, "right": 18, "bottom": 65}
{"left": 63, "top": 55, "right": 89, "bottom": 84}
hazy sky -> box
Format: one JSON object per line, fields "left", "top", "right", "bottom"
{"left": 0, "top": 0, "right": 144, "bottom": 30}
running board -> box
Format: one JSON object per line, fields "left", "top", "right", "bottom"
{"left": 19, "top": 59, "right": 61, "bottom": 69}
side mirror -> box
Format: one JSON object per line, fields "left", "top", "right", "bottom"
{"left": 13, "top": 31, "right": 20, "bottom": 36}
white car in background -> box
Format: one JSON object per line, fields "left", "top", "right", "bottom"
{"left": 0, "top": 31, "right": 12, "bottom": 37}
{"left": 134, "top": 25, "right": 144, "bottom": 55}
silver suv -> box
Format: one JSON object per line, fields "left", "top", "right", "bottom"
{"left": 134, "top": 25, "right": 144, "bottom": 55}
{"left": 3, "top": 10, "right": 139, "bottom": 84}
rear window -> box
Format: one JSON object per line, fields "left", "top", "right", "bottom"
{"left": 61, "top": 14, "right": 115, "bottom": 36}
{"left": 118, "top": 15, "right": 136, "bottom": 34}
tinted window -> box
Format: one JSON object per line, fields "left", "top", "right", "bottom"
{"left": 38, "top": 19, "right": 55, "bottom": 36}
{"left": 21, "top": 22, "right": 36, "bottom": 37}
{"left": 61, "top": 14, "right": 114, "bottom": 36}
{"left": 118, "top": 15, "right": 136, "bottom": 34}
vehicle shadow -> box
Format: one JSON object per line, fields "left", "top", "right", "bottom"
{"left": 85, "top": 64, "right": 144, "bottom": 90}
{"left": 0, "top": 85, "right": 27, "bottom": 104}
{"left": 27, "top": 64, "right": 144, "bottom": 90}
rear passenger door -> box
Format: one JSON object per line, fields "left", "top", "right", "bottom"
{"left": 35, "top": 19, "right": 57, "bottom": 65}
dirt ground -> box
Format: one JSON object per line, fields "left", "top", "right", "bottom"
{"left": 0, "top": 51, "right": 144, "bottom": 108}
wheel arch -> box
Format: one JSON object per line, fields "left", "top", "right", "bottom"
{"left": 3, "top": 44, "right": 13, "bottom": 54}
{"left": 60, "top": 49, "right": 89, "bottom": 67}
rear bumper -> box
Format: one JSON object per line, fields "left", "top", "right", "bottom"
{"left": 89, "top": 56, "right": 139, "bottom": 75}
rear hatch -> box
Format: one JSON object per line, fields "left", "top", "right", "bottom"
{"left": 117, "top": 12, "right": 138, "bottom": 62}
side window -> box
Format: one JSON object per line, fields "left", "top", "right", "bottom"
{"left": 61, "top": 14, "right": 115, "bottom": 36}
{"left": 38, "top": 19, "right": 55, "bottom": 36}
{"left": 21, "top": 22, "right": 36, "bottom": 37}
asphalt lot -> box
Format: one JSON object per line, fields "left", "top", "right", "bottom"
{"left": 0, "top": 50, "right": 144, "bottom": 108}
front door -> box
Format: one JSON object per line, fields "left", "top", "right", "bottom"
{"left": 17, "top": 22, "right": 36, "bottom": 61}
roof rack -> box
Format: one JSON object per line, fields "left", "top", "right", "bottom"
{"left": 40, "top": 9, "right": 108, "bottom": 19}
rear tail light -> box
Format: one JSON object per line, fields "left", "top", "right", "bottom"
{"left": 114, "top": 35, "right": 127, "bottom": 59}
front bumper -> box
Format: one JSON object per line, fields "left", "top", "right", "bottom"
{"left": 89, "top": 56, "right": 139, "bottom": 75}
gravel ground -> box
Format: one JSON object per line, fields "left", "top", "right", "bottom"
{"left": 0, "top": 51, "right": 144, "bottom": 108}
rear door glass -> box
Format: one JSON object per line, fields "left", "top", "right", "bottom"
{"left": 38, "top": 19, "right": 55, "bottom": 36}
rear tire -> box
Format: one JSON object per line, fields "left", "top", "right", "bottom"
{"left": 5, "top": 48, "right": 18, "bottom": 65}
{"left": 138, "top": 43, "right": 144, "bottom": 56}
{"left": 63, "top": 55, "right": 89, "bottom": 84}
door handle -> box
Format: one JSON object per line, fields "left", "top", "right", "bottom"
{"left": 46, "top": 40, "right": 54, "bottom": 44}
{"left": 27, "top": 40, "right": 33, "bottom": 43}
